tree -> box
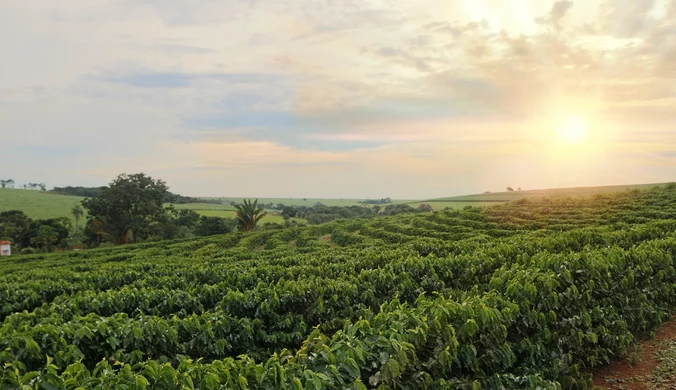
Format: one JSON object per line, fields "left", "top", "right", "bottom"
{"left": 38, "top": 183, "right": 46, "bottom": 191}
{"left": 27, "top": 217, "right": 71, "bottom": 250}
{"left": 81, "top": 173, "right": 170, "bottom": 244}
{"left": 0, "top": 180, "right": 5, "bottom": 188}
{"left": 194, "top": 216, "right": 236, "bottom": 236}
{"left": 71, "top": 205, "right": 84, "bottom": 228}
{"left": 507, "top": 187, "right": 514, "bottom": 192}
{"left": 0, "top": 210, "right": 33, "bottom": 248}
{"left": 174, "top": 209, "right": 201, "bottom": 228}
{"left": 234, "top": 199, "right": 267, "bottom": 232}
{"left": 6, "top": 179, "right": 13, "bottom": 188}
{"left": 31, "top": 225, "right": 58, "bottom": 252}
{"left": 67, "top": 227, "right": 85, "bottom": 248}
{"left": 416, "top": 204, "right": 434, "bottom": 212}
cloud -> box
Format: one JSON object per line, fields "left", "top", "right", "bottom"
{"left": 535, "top": 0, "right": 575, "bottom": 30}
{"left": 1, "top": 0, "right": 675, "bottom": 198}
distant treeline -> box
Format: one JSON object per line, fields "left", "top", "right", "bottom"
{"left": 358, "top": 197, "right": 393, "bottom": 205}
{"left": 51, "top": 186, "right": 107, "bottom": 197}
{"left": 273, "top": 202, "right": 433, "bottom": 225}
{"left": 51, "top": 186, "right": 222, "bottom": 205}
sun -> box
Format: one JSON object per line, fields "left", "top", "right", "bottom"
{"left": 557, "top": 117, "right": 588, "bottom": 143}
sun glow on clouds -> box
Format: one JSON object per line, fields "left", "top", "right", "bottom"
{"left": 2, "top": 0, "right": 676, "bottom": 197}
{"left": 557, "top": 117, "right": 588, "bottom": 144}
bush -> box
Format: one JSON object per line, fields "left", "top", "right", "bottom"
{"left": 20, "top": 247, "right": 37, "bottom": 255}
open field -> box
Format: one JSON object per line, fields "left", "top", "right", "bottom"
{"left": 201, "top": 197, "right": 416, "bottom": 207}
{"left": 0, "top": 188, "right": 85, "bottom": 222}
{"left": 409, "top": 182, "right": 673, "bottom": 210}
{"left": 2, "top": 185, "right": 676, "bottom": 388}
{"left": 172, "top": 203, "right": 306, "bottom": 224}
{"left": 188, "top": 209, "right": 304, "bottom": 225}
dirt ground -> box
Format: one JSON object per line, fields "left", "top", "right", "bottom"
{"left": 592, "top": 319, "right": 676, "bottom": 389}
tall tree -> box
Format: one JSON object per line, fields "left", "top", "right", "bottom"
{"left": 0, "top": 180, "right": 6, "bottom": 188}
{"left": 6, "top": 179, "right": 14, "bottom": 188}
{"left": 234, "top": 199, "right": 267, "bottom": 232}
{"left": 71, "top": 205, "right": 84, "bottom": 228}
{"left": 81, "top": 173, "right": 170, "bottom": 244}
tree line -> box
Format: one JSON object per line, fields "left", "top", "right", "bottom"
{"left": 51, "top": 185, "right": 222, "bottom": 205}
{"left": 1, "top": 172, "right": 435, "bottom": 251}
{"left": 0, "top": 180, "right": 46, "bottom": 190}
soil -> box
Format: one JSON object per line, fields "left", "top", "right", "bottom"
{"left": 592, "top": 319, "right": 676, "bottom": 389}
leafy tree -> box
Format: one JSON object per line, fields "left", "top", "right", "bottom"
{"left": 173, "top": 209, "right": 201, "bottom": 229}
{"left": 281, "top": 206, "right": 297, "bottom": 218}
{"left": 234, "top": 199, "right": 267, "bottom": 232}
{"left": 0, "top": 210, "right": 33, "bottom": 249}
{"left": 0, "top": 179, "right": 15, "bottom": 188}
{"left": 38, "top": 183, "right": 46, "bottom": 191}
{"left": 416, "top": 204, "right": 434, "bottom": 212}
{"left": 381, "top": 204, "right": 415, "bottom": 216}
{"left": 81, "top": 173, "right": 170, "bottom": 244}
{"left": 27, "top": 218, "right": 71, "bottom": 250}
{"left": 66, "top": 227, "right": 85, "bottom": 247}
{"left": 30, "top": 225, "right": 58, "bottom": 252}
{"left": 194, "top": 216, "right": 236, "bottom": 236}
{"left": 506, "top": 187, "right": 514, "bottom": 192}
{"left": 71, "top": 205, "right": 84, "bottom": 228}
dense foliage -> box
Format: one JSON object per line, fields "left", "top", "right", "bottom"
{"left": 1, "top": 186, "right": 676, "bottom": 389}
{"left": 51, "top": 186, "right": 108, "bottom": 198}
{"left": 0, "top": 210, "right": 71, "bottom": 253}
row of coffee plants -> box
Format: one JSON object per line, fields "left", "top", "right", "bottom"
{"left": 1, "top": 186, "right": 676, "bottom": 388}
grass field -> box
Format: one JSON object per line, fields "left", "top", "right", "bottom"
{"left": 3, "top": 183, "right": 672, "bottom": 223}
{"left": 201, "top": 197, "right": 416, "bottom": 207}
{"left": 0, "top": 190, "right": 305, "bottom": 225}
{"left": 0, "top": 188, "right": 85, "bottom": 222}
{"left": 409, "top": 182, "right": 673, "bottom": 210}
{"left": 184, "top": 209, "right": 304, "bottom": 225}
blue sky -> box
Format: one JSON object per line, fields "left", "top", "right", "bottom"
{"left": 1, "top": 0, "right": 675, "bottom": 198}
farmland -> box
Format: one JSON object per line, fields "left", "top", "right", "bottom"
{"left": 0, "top": 189, "right": 384, "bottom": 224}
{"left": 0, "top": 188, "right": 86, "bottom": 223}
{"left": 202, "top": 198, "right": 415, "bottom": 207}
{"left": 1, "top": 185, "right": 676, "bottom": 388}
{"left": 410, "top": 182, "right": 672, "bottom": 210}
{"left": 172, "top": 203, "right": 305, "bottom": 225}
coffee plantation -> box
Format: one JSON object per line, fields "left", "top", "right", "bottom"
{"left": 1, "top": 186, "right": 676, "bottom": 389}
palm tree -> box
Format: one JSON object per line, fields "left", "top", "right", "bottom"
{"left": 71, "top": 205, "right": 84, "bottom": 228}
{"left": 234, "top": 199, "right": 267, "bottom": 232}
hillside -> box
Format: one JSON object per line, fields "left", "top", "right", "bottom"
{"left": 0, "top": 188, "right": 86, "bottom": 222}
{"left": 0, "top": 189, "right": 381, "bottom": 224}
{"left": 1, "top": 186, "right": 676, "bottom": 388}
{"left": 407, "top": 182, "right": 672, "bottom": 210}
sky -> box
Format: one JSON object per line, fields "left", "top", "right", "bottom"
{"left": 1, "top": 0, "right": 675, "bottom": 199}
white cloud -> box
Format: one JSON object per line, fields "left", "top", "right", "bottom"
{"left": 1, "top": 0, "right": 675, "bottom": 198}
